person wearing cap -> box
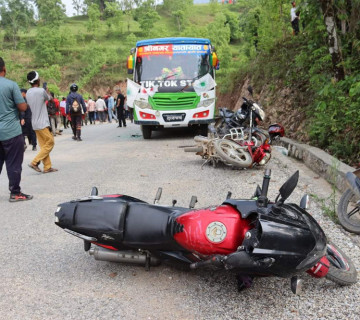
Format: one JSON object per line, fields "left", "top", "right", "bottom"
{"left": 0, "top": 57, "right": 33, "bottom": 202}
{"left": 26, "top": 71, "right": 58, "bottom": 173}
{"left": 66, "top": 83, "right": 87, "bottom": 141}
{"left": 290, "top": 1, "right": 300, "bottom": 36}
{"left": 20, "top": 89, "right": 37, "bottom": 151}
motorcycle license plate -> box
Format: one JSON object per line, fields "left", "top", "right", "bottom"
{"left": 163, "top": 113, "right": 186, "bottom": 122}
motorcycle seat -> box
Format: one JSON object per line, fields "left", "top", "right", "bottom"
{"left": 123, "top": 203, "right": 188, "bottom": 250}
{"left": 71, "top": 200, "right": 128, "bottom": 242}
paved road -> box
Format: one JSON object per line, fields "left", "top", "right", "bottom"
{"left": 1, "top": 122, "right": 359, "bottom": 320}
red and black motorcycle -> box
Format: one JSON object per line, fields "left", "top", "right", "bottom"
{"left": 55, "top": 170, "right": 357, "bottom": 293}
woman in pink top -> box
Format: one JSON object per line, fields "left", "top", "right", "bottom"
{"left": 87, "top": 98, "right": 96, "bottom": 124}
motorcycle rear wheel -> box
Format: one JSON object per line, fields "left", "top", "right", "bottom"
{"left": 325, "top": 242, "right": 357, "bottom": 285}
{"left": 337, "top": 189, "right": 360, "bottom": 234}
{"left": 213, "top": 139, "right": 253, "bottom": 168}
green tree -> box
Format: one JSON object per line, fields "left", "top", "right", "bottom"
{"left": 84, "top": 0, "right": 116, "bottom": 14}
{"left": 72, "top": 0, "right": 84, "bottom": 16}
{"left": 134, "top": 0, "right": 160, "bottom": 35}
{"left": 34, "top": 26, "right": 62, "bottom": 65}
{"left": 162, "top": 0, "right": 193, "bottom": 31}
{"left": 104, "top": 1, "right": 124, "bottom": 35}
{"left": 87, "top": 3, "right": 101, "bottom": 34}
{"left": 0, "top": 0, "right": 34, "bottom": 49}
{"left": 33, "top": 0, "right": 65, "bottom": 26}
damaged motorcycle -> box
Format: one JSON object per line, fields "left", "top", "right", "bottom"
{"left": 54, "top": 170, "right": 357, "bottom": 294}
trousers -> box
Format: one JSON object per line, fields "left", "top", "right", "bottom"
{"left": 0, "top": 134, "right": 24, "bottom": 194}
{"left": 32, "top": 127, "right": 54, "bottom": 171}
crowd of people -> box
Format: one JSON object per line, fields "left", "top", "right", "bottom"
{"left": 0, "top": 57, "right": 130, "bottom": 202}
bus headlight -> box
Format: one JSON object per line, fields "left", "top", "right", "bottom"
{"left": 134, "top": 100, "right": 152, "bottom": 109}
{"left": 197, "top": 98, "right": 215, "bottom": 108}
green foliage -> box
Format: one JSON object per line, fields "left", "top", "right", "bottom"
{"left": 34, "top": 26, "right": 62, "bottom": 65}
{"left": 87, "top": 3, "right": 101, "bottom": 33}
{"left": 34, "top": 0, "right": 65, "bottom": 26}
{"left": 135, "top": 1, "right": 160, "bottom": 35}
{"left": 0, "top": 0, "right": 34, "bottom": 49}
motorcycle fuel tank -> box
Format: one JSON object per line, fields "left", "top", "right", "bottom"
{"left": 174, "top": 205, "right": 251, "bottom": 255}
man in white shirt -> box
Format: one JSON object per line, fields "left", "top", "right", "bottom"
{"left": 290, "top": 1, "right": 299, "bottom": 36}
{"left": 95, "top": 96, "right": 106, "bottom": 123}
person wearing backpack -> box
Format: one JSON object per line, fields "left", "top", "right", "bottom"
{"left": 66, "top": 83, "right": 86, "bottom": 141}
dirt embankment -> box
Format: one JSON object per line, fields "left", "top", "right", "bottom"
{"left": 217, "top": 77, "right": 310, "bottom": 142}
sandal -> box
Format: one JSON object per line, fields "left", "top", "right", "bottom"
{"left": 28, "top": 163, "right": 41, "bottom": 173}
{"left": 43, "top": 168, "right": 58, "bottom": 173}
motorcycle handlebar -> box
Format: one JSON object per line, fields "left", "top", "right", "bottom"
{"left": 261, "top": 169, "right": 271, "bottom": 198}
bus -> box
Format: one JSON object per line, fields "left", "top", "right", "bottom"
{"left": 127, "top": 37, "right": 219, "bottom": 139}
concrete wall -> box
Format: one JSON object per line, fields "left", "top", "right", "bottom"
{"left": 277, "top": 137, "right": 355, "bottom": 192}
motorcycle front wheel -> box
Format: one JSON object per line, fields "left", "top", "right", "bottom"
{"left": 325, "top": 242, "right": 357, "bottom": 285}
{"left": 337, "top": 189, "right": 360, "bottom": 234}
{"left": 213, "top": 140, "right": 253, "bottom": 168}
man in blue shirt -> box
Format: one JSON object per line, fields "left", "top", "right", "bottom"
{"left": 0, "top": 57, "right": 33, "bottom": 202}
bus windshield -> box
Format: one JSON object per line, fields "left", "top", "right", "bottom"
{"left": 135, "top": 44, "right": 211, "bottom": 92}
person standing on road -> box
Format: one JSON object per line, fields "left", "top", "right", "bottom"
{"left": 26, "top": 71, "right": 58, "bottom": 174}
{"left": 87, "top": 97, "right": 96, "bottom": 124}
{"left": 66, "top": 83, "right": 87, "bottom": 141}
{"left": 0, "top": 58, "right": 33, "bottom": 202}
{"left": 60, "top": 97, "right": 68, "bottom": 129}
{"left": 291, "top": 1, "right": 300, "bottom": 36}
{"left": 20, "top": 89, "right": 37, "bottom": 151}
{"left": 116, "top": 89, "right": 126, "bottom": 128}
{"left": 95, "top": 96, "right": 106, "bottom": 123}
{"left": 107, "top": 93, "right": 116, "bottom": 123}
{"left": 47, "top": 92, "right": 58, "bottom": 137}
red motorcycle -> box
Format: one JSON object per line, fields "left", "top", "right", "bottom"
{"left": 55, "top": 170, "right": 357, "bottom": 294}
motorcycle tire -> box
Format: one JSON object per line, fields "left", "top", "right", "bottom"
{"left": 213, "top": 139, "right": 253, "bottom": 168}
{"left": 337, "top": 189, "right": 360, "bottom": 234}
{"left": 325, "top": 242, "right": 357, "bottom": 286}
{"left": 184, "top": 146, "right": 204, "bottom": 153}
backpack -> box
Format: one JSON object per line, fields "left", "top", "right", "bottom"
{"left": 70, "top": 98, "right": 80, "bottom": 113}
{"left": 47, "top": 100, "right": 57, "bottom": 116}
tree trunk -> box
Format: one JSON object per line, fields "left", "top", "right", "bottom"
{"left": 320, "top": 0, "right": 345, "bottom": 82}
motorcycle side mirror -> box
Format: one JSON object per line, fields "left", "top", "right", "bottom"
{"left": 247, "top": 86, "right": 253, "bottom": 96}
{"left": 278, "top": 171, "right": 299, "bottom": 202}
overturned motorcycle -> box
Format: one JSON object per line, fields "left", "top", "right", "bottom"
{"left": 55, "top": 170, "right": 357, "bottom": 294}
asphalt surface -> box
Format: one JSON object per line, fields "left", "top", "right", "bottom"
{"left": 0, "top": 121, "right": 359, "bottom": 320}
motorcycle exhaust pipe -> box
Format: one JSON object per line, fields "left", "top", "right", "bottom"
{"left": 89, "top": 247, "right": 161, "bottom": 266}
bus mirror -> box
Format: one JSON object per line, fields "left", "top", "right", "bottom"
{"left": 130, "top": 47, "right": 136, "bottom": 55}
{"left": 127, "top": 55, "right": 134, "bottom": 74}
{"left": 212, "top": 52, "right": 218, "bottom": 67}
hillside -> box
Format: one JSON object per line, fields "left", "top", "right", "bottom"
{"left": 1, "top": 0, "right": 359, "bottom": 165}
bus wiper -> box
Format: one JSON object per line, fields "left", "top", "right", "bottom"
{"left": 178, "top": 74, "right": 205, "bottom": 92}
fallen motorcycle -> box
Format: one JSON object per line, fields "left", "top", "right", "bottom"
{"left": 214, "top": 87, "right": 284, "bottom": 145}
{"left": 184, "top": 130, "right": 270, "bottom": 169}
{"left": 337, "top": 168, "right": 360, "bottom": 234}
{"left": 55, "top": 170, "right": 357, "bottom": 294}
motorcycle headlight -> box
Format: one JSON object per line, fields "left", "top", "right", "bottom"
{"left": 134, "top": 100, "right": 152, "bottom": 109}
{"left": 197, "top": 98, "right": 215, "bottom": 108}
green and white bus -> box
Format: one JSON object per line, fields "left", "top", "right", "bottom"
{"left": 127, "top": 37, "right": 219, "bottom": 139}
